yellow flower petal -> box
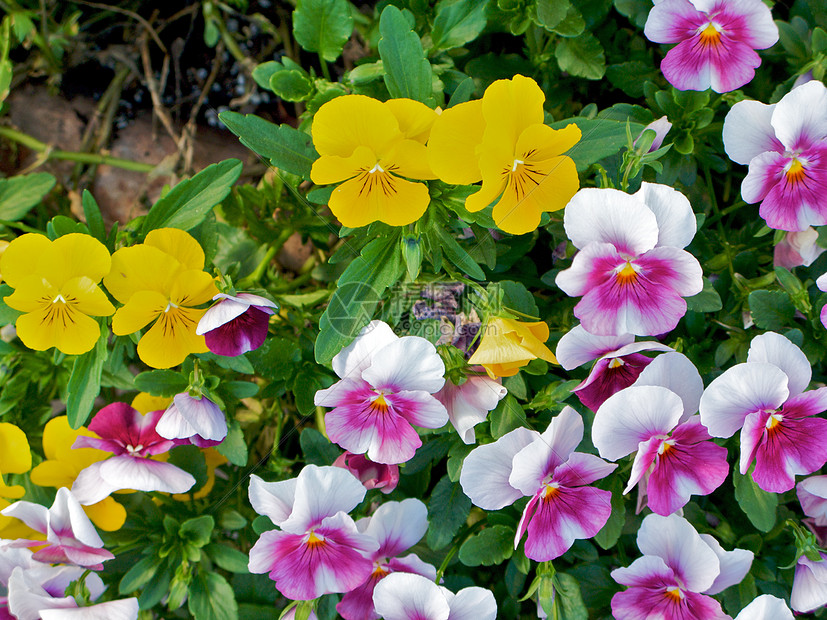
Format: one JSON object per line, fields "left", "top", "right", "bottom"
{"left": 145, "top": 228, "right": 206, "bottom": 271}
{"left": 385, "top": 140, "right": 437, "bottom": 180}
{"left": 384, "top": 99, "right": 438, "bottom": 144}
{"left": 104, "top": 245, "right": 183, "bottom": 304}
{"left": 465, "top": 177, "right": 504, "bottom": 213}
{"left": 170, "top": 270, "right": 219, "bottom": 307}
{"left": 0, "top": 234, "right": 51, "bottom": 288}
{"left": 0, "top": 239, "right": 9, "bottom": 284}
{"left": 517, "top": 123, "right": 581, "bottom": 161}
{"left": 0, "top": 476, "right": 25, "bottom": 500}
{"left": 39, "top": 416, "right": 104, "bottom": 467}
{"left": 328, "top": 173, "right": 431, "bottom": 228}
{"left": 15, "top": 304, "right": 102, "bottom": 354}
{"left": 132, "top": 393, "right": 173, "bottom": 414}
{"left": 137, "top": 306, "right": 208, "bottom": 369}
{"left": 426, "top": 100, "right": 485, "bottom": 184}
{"left": 4, "top": 276, "right": 57, "bottom": 313}
{"left": 49, "top": 234, "right": 112, "bottom": 286}
{"left": 468, "top": 317, "right": 556, "bottom": 378}
{"left": 480, "top": 75, "right": 545, "bottom": 151}
{"left": 312, "top": 95, "right": 401, "bottom": 157}
{"left": 30, "top": 461, "right": 75, "bottom": 488}
{"left": 311, "top": 146, "right": 376, "bottom": 185}
{"left": 63, "top": 277, "right": 115, "bottom": 317}
{"left": 111, "top": 290, "right": 167, "bottom": 335}
{"left": 0, "top": 423, "right": 31, "bottom": 474}
{"left": 83, "top": 497, "right": 126, "bottom": 531}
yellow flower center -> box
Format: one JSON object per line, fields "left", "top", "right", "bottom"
{"left": 786, "top": 159, "right": 806, "bottom": 185}
{"left": 658, "top": 439, "right": 675, "bottom": 456}
{"left": 608, "top": 358, "right": 625, "bottom": 369}
{"left": 699, "top": 22, "right": 721, "bottom": 46}
{"left": 665, "top": 586, "right": 684, "bottom": 602}
{"left": 505, "top": 154, "right": 546, "bottom": 200}
{"left": 39, "top": 290, "right": 79, "bottom": 328}
{"left": 616, "top": 262, "right": 638, "bottom": 286}
{"left": 372, "top": 562, "right": 390, "bottom": 578}
{"left": 766, "top": 413, "right": 783, "bottom": 430}
{"left": 306, "top": 531, "right": 326, "bottom": 548}
{"left": 371, "top": 394, "right": 389, "bottom": 413}
{"left": 125, "top": 443, "right": 144, "bottom": 456}
{"left": 542, "top": 483, "right": 559, "bottom": 499}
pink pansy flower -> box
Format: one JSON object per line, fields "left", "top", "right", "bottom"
{"left": 1, "top": 488, "right": 114, "bottom": 569}
{"left": 644, "top": 0, "right": 778, "bottom": 93}
{"left": 555, "top": 183, "right": 703, "bottom": 337}
{"left": 798, "top": 476, "right": 827, "bottom": 527}
{"left": 70, "top": 403, "right": 196, "bottom": 505}
{"left": 734, "top": 594, "right": 794, "bottom": 620}
{"left": 434, "top": 370, "right": 507, "bottom": 444}
{"left": 460, "top": 407, "right": 616, "bottom": 561}
{"left": 723, "top": 81, "right": 827, "bottom": 231}
{"left": 332, "top": 452, "right": 399, "bottom": 495}
{"left": 372, "top": 572, "right": 496, "bottom": 620}
{"left": 792, "top": 552, "right": 827, "bottom": 613}
{"left": 611, "top": 513, "right": 751, "bottom": 619}
{"left": 247, "top": 465, "right": 379, "bottom": 601}
{"left": 338, "top": 499, "right": 436, "bottom": 620}
{"left": 314, "top": 320, "right": 448, "bottom": 464}
{"left": 774, "top": 228, "right": 825, "bottom": 269}
{"left": 555, "top": 325, "right": 673, "bottom": 411}
{"left": 699, "top": 331, "right": 827, "bottom": 493}
{"left": 817, "top": 271, "right": 827, "bottom": 330}
{"left": 156, "top": 392, "right": 227, "bottom": 446}
{"left": 593, "top": 384, "right": 728, "bottom": 516}
{"left": 196, "top": 293, "right": 277, "bottom": 357}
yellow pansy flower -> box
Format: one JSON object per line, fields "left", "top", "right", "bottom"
{"left": 1, "top": 234, "right": 114, "bottom": 354}
{"left": 29, "top": 416, "right": 126, "bottom": 531}
{"left": 0, "top": 422, "right": 35, "bottom": 537}
{"left": 428, "top": 75, "right": 581, "bottom": 235}
{"left": 104, "top": 228, "right": 218, "bottom": 369}
{"left": 310, "top": 95, "right": 438, "bottom": 228}
{"left": 468, "top": 316, "right": 557, "bottom": 378}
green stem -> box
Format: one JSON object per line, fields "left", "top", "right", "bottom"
{"left": 237, "top": 228, "right": 294, "bottom": 289}
{"left": 705, "top": 200, "right": 748, "bottom": 226}
{"left": 317, "top": 52, "right": 331, "bottom": 81}
{"left": 0, "top": 126, "right": 155, "bottom": 173}
{"left": 435, "top": 520, "right": 484, "bottom": 583}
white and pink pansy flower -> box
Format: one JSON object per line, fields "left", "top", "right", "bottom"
{"left": 699, "top": 331, "right": 827, "bottom": 493}
{"left": 247, "top": 465, "right": 379, "bottom": 601}
{"left": 792, "top": 552, "right": 827, "bottom": 613}
{"left": 774, "top": 228, "right": 826, "bottom": 269}
{"left": 156, "top": 392, "right": 227, "bottom": 447}
{"left": 1, "top": 488, "right": 114, "bottom": 569}
{"left": 611, "top": 513, "right": 752, "bottom": 619}
{"left": 555, "top": 184, "right": 703, "bottom": 337}
{"left": 434, "top": 370, "right": 507, "bottom": 444}
{"left": 460, "top": 407, "right": 616, "bottom": 562}
{"left": 314, "top": 320, "right": 449, "bottom": 464}
{"left": 70, "top": 403, "right": 196, "bottom": 505}
{"left": 332, "top": 452, "right": 400, "bottom": 495}
{"left": 798, "top": 475, "right": 827, "bottom": 527}
{"left": 337, "top": 498, "right": 436, "bottom": 620}
{"left": 723, "top": 80, "right": 827, "bottom": 231}
{"left": 644, "top": 0, "right": 778, "bottom": 93}
{"left": 555, "top": 325, "right": 673, "bottom": 411}
{"left": 372, "top": 572, "right": 496, "bottom": 620}
{"left": 817, "top": 271, "right": 827, "bottom": 330}
{"left": 196, "top": 292, "right": 277, "bottom": 357}
{"left": 734, "top": 594, "right": 793, "bottom": 620}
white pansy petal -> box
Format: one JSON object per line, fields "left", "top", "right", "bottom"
{"left": 734, "top": 594, "right": 793, "bottom": 620}
{"left": 50, "top": 487, "right": 104, "bottom": 549}
{"left": 792, "top": 555, "right": 827, "bottom": 613}
{"left": 391, "top": 391, "right": 449, "bottom": 429}
{"left": 447, "top": 587, "right": 497, "bottom": 620}
{"left": 555, "top": 325, "right": 634, "bottom": 370}
{"left": 236, "top": 293, "right": 278, "bottom": 310}
{"left": 279, "top": 465, "right": 366, "bottom": 534}
{"left": 563, "top": 188, "right": 659, "bottom": 254}
{"left": 40, "top": 599, "right": 140, "bottom": 620}
{"left": 437, "top": 376, "right": 505, "bottom": 444}
{"left": 723, "top": 100, "right": 780, "bottom": 165}
{"left": 7, "top": 568, "right": 77, "bottom": 620}
{"left": 155, "top": 403, "right": 197, "bottom": 440}
{"left": 798, "top": 475, "right": 827, "bottom": 525}
{"left": 248, "top": 474, "right": 297, "bottom": 526}
{"left": 373, "top": 572, "right": 450, "bottom": 620}
{"left": 332, "top": 320, "right": 399, "bottom": 379}
{"left": 314, "top": 377, "right": 367, "bottom": 408}
{"left": 459, "top": 427, "right": 539, "bottom": 510}
{"left": 817, "top": 272, "right": 827, "bottom": 293}
{"left": 1, "top": 499, "right": 49, "bottom": 534}
{"left": 699, "top": 363, "right": 789, "bottom": 438}
{"left": 98, "top": 457, "right": 195, "bottom": 495}
{"left": 772, "top": 80, "right": 827, "bottom": 150}
{"left": 633, "top": 352, "right": 703, "bottom": 421}
{"left": 592, "top": 386, "right": 683, "bottom": 461}
{"left": 699, "top": 534, "right": 754, "bottom": 595}
{"left": 747, "top": 331, "right": 811, "bottom": 397}
{"left": 362, "top": 498, "right": 429, "bottom": 557}
{"left": 196, "top": 297, "right": 250, "bottom": 334}
{"left": 171, "top": 394, "right": 227, "bottom": 441}
{"left": 741, "top": 151, "right": 784, "bottom": 204}
{"left": 634, "top": 182, "right": 696, "bottom": 249}
{"left": 70, "top": 462, "right": 118, "bottom": 506}
{"left": 362, "top": 336, "right": 445, "bottom": 394}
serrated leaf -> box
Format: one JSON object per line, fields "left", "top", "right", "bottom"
{"left": 292, "top": 0, "right": 354, "bottom": 62}
{"left": 733, "top": 468, "right": 777, "bottom": 532}
{"left": 593, "top": 478, "right": 625, "bottom": 550}
{"left": 119, "top": 555, "right": 161, "bottom": 594}
{"left": 685, "top": 278, "right": 722, "bottom": 313}
{"left": 0, "top": 173, "right": 56, "bottom": 220}
{"left": 553, "top": 573, "right": 588, "bottom": 620}
{"left": 555, "top": 32, "right": 605, "bottom": 79}
{"left": 270, "top": 70, "right": 314, "bottom": 102}
{"left": 188, "top": 571, "right": 238, "bottom": 620}
{"left": 431, "top": 0, "right": 489, "bottom": 51}
{"left": 433, "top": 226, "right": 485, "bottom": 279}
{"left": 458, "top": 525, "right": 514, "bottom": 566}
{"left": 534, "top": 0, "right": 570, "bottom": 30}
{"left": 427, "top": 474, "right": 472, "bottom": 550}
{"left": 66, "top": 322, "right": 109, "bottom": 429}
{"left": 378, "top": 5, "right": 435, "bottom": 105}
{"left": 217, "top": 422, "right": 248, "bottom": 466}
{"left": 549, "top": 117, "right": 644, "bottom": 170}
{"left": 749, "top": 290, "right": 795, "bottom": 331}
{"left": 180, "top": 515, "right": 215, "bottom": 548}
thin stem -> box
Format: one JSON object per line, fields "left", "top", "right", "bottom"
{"left": 236, "top": 228, "right": 294, "bottom": 289}
{"left": 317, "top": 52, "right": 331, "bottom": 81}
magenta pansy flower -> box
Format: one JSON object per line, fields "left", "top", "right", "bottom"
{"left": 556, "top": 183, "right": 703, "bottom": 337}
{"left": 611, "top": 513, "right": 752, "bottom": 619}
{"left": 372, "top": 572, "right": 496, "bottom": 620}
{"left": 337, "top": 499, "right": 436, "bottom": 620}
{"left": 196, "top": 292, "right": 277, "bottom": 357}
{"left": 723, "top": 81, "right": 827, "bottom": 231}
{"left": 314, "top": 320, "right": 448, "bottom": 464}
{"left": 700, "top": 331, "right": 827, "bottom": 493}
{"left": 792, "top": 552, "right": 827, "bottom": 613}
{"left": 1, "top": 488, "right": 114, "bottom": 570}
{"left": 433, "top": 370, "right": 507, "bottom": 444}
{"left": 644, "top": 0, "right": 778, "bottom": 93}
{"left": 247, "top": 465, "right": 379, "bottom": 601}
{"left": 156, "top": 392, "right": 227, "bottom": 446}
{"left": 70, "top": 403, "right": 196, "bottom": 505}
{"left": 460, "top": 407, "right": 616, "bottom": 561}
{"left": 332, "top": 452, "right": 399, "bottom": 495}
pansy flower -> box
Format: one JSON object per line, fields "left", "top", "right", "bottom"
{"left": 332, "top": 452, "right": 399, "bottom": 495}
{"left": 373, "top": 572, "right": 496, "bottom": 620}
{"left": 0, "top": 423, "right": 33, "bottom": 539}
{"left": 723, "top": 81, "right": 827, "bottom": 231}
{"left": 310, "top": 95, "right": 438, "bottom": 227}
{"left": 156, "top": 392, "right": 227, "bottom": 446}
{"left": 644, "top": 0, "right": 778, "bottom": 93}
{"left": 196, "top": 292, "right": 277, "bottom": 357}
{"left": 774, "top": 228, "right": 825, "bottom": 269}
{"left": 734, "top": 595, "right": 794, "bottom": 620}
{"left": 556, "top": 183, "right": 703, "bottom": 337}
{"left": 428, "top": 75, "right": 580, "bottom": 235}
{"left": 434, "top": 370, "right": 507, "bottom": 444}
{"left": 1, "top": 234, "right": 114, "bottom": 355}
{"left": 792, "top": 552, "right": 827, "bottom": 613}
{"left": 103, "top": 228, "right": 218, "bottom": 369}
{"left": 467, "top": 316, "right": 556, "bottom": 379}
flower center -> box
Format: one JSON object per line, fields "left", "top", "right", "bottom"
{"left": 766, "top": 412, "right": 783, "bottom": 430}
{"left": 698, "top": 22, "right": 721, "bottom": 46}
{"left": 608, "top": 358, "right": 625, "bottom": 369}
{"left": 665, "top": 585, "right": 684, "bottom": 602}
{"left": 125, "top": 443, "right": 144, "bottom": 455}
{"left": 616, "top": 261, "right": 638, "bottom": 286}
{"left": 505, "top": 152, "right": 545, "bottom": 199}
{"left": 369, "top": 163, "right": 385, "bottom": 174}
{"left": 52, "top": 294, "right": 67, "bottom": 304}
{"left": 371, "top": 393, "right": 389, "bottom": 414}
{"left": 372, "top": 561, "right": 390, "bottom": 578}
{"left": 658, "top": 439, "right": 675, "bottom": 455}
{"left": 542, "top": 482, "right": 559, "bottom": 499}
{"left": 164, "top": 301, "right": 179, "bottom": 313}
{"left": 305, "top": 531, "right": 326, "bottom": 548}
{"left": 786, "top": 159, "right": 806, "bottom": 185}
{"left": 355, "top": 165, "right": 398, "bottom": 198}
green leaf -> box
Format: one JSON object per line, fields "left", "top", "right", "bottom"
{"left": 490, "top": 394, "right": 527, "bottom": 438}
{"left": 217, "top": 421, "right": 248, "bottom": 466}
{"left": 431, "top": 0, "right": 489, "bottom": 51}
{"left": 555, "top": 32, "right": 605, "bottom": 79}
{"left": 269, "top": 70, "right": 314, "bottom": 102}
{"left": 220, "top": 111, "right": 318, "bottom": 178}
{"left": 180, "top": 515, "right": 215, "bottom": 548}
{"left": 81, "top": 190, "right": 107, "bottom": 245}
{"left": 168, "top": 445, "right": 208, "bottom": 495}
{"left": 534, "top": 0, "right": 570, "bottom": 31}
{"left": 133, "top": 369, "right": 188, "bottom": 397}
{"left": 434, "top": 226, "right": 485, "bottom": 279}
{"left": 606, "top": 61, "right": 659, "bottom": 98}
{"left": 748, "top": 290, "right": 796, "bottom": 331}
{"left": 458, "top": 525, "right": 514, "bottom": 566}
{"left": 549, "top": 117, "right": 644, "bottom": 170}
{"left": 685, "top": 278, "right": 723, "bottom": 313}
{"left": 142, "top": 160, "right": 242, "bottom": 234}
{"left": 119, "top": 555, "right": 161, "bottom": 594}
{"left": 593, "top": 478, "right": 625, "bottom": 550}
{"left": 66, "top": 322, "right": 109, "bottom": 429}
{"left": 549, "top": 4, "right": 585, "bottom": 36}
{"left": 0, "top": 173, "right": 56, "bottom": 220}
{"left": 300, "top": 428, "right": 341, "bottom": 466}
{"left": 223, "top": 381, "right": 259, "bottom": 399}
{"left": 427, "top": 474, "right": 472, "bottom": 550}
{"left": 733, "top": 468, "right": 777, "bottom": 533}
{"left": 293, "top": 0, "right": 354, "bottom": 62}
{"left": 188, "top": 571, "right": 238, "bottom": 620}
{"left": 205, "top": 543, "right": 250, "bottom": 573}
{"left": 0, "top": 284, "right": 20, "bottom": 325}
{"left": 553, "top": 572, "right": 588, "bottom": 620}
{"left": 379, "top": 5, "right": 435, "bottom": 105}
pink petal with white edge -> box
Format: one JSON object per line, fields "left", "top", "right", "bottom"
{"left": 314, "top": 377, "right": 368, "bottom": 408}
{"left": 555, "top": 325, "right": 634, "bottom": 370}
{"left": 248, "top": 474, "right": 297, "bottom": 526}
{"left": 196, "top": 297, "right": 250, "bottom": 334}
{"left": 279, "top": 465, "right": 367, "bottom": 534}
{"left": 552, "top": 453, "right": 617, "bottom": 488}
{"left": 332, "top": 320, "right": 399, "bottom": 379}
{"left": 633, "top": 182, "right": 696, "bottom": 249}
{"left": 611, "top": 554, "right": 675, "bottom": 588}
{"left": 747, "top": 331, "right": 811, "bottom": 397}
{"left": 98, "top": 456, "right": 195, "bottom": 498}
{"left": 723, "top": 99, "right": 780, "bottom": 165}
{"left": 373, "top": 572, "right": 450, "bottom": 620}
{"left": 699, "top": 362, "right": 789, "bottom": 438}
{"left": 633, "top": 352, "right": 703, "bottom": 421}
{"left": 435, "top": 375, "right": 506, "bottom": 444}
{"left": 661, "top": 34, "right": 761, "bottom": 93}
{"left": 741, "top": 150, "right": 785, "bottom": 204}
{"left": 39, "top": 599, "right": 140, "bottom": 620}
{"left": 798, "top": 475, "right": 827, "bottom": 526}
{"left": 508, "top": 407, "right": 583, "bottom": 495}
{"left": 734, "top": 594, "right": 793, "bottom": 620}
{"left": 771, "top": 80, "right": 827, "bottom": 151}
{"left": 459, "top": 427, "right": 538, "bottom": 510}
{"left": 390, "top": 391, "right": 449, "bottom": 429}
{"left": 358, "top": 498, "right": 428, "bottom": 559}
{"left": 792, "top": 553, "right": 827, "bottom": 612}
{"left": 720, "top": 0, "right": 779, "bottom": 49}
{"left": 563, "top": 188, "right": 659, "bottom": 254}
{"left": 636, "top": 513, "right": 720, "bottom": 593}
{"left": 644, "top": 0, "right": 703, "bottom": 44}
{"left": 362, "top": 336, "right": 445, "bottom": 394}
{"left": 47, "top": 487, "right": 104, "bottom": 548}
{"left": 699, "top": 534, "right": 754, "bottom": 595}
{"left": 624, "top": 436, "right": 662, "bottom": 495}
{"left": 445, "top": 586, "right": 497, "bottom": 620}
{"left": 0, "top": 500, "right": 48, "bottom": 534}
{"left": 593, "top": 386, "right": 683, "bottom": 461}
